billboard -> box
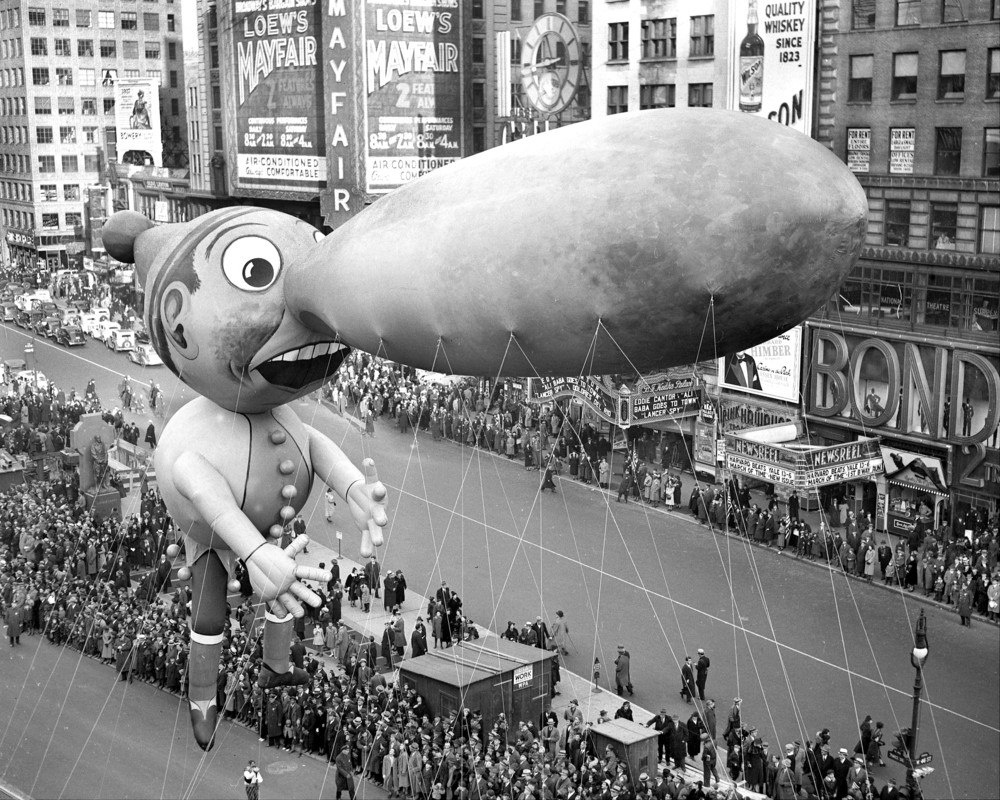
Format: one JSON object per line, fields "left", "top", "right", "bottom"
{"left": 363, "top": 0, "right": 463, "bottom": 194}
{"left": 231, "top": 0, "right": 325, "bottom": 195}
{"left": 729, "top": 0, "right": 816, "bottom": 135}
{"left": 115, "top": 79, "right": 162, "bottom": 165}
{"left": 719, "top": 326, "right": 803, "bottom": 403}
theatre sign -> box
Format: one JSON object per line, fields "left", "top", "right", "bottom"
{"left": 725, "top": 431, "right": 883, "bottom": 488}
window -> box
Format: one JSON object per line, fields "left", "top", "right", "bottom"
{"left": 32, "top": 68, "right": 50, "bottom": 86}
{"left": 38, "top": 155, "right": 55, "bottom": 173}
{"left": 941, "top": 0, "right": 964, "bottom": 22}
{"left": 36, "top": 126, "right": 53, "bottom": 143}
{"left": 636, "top": 83, "right": 675, "bottom": 112}
{"left": 170, "top": 98, "right": 179, "bottom": 115}
{"left": 511, "top": 0, "right": 522, "bottom": 21}
{"left": 852, "top": 0, "right": 875, "bottom": 28}
{"left": 103, "top": 98, "right": 115, "bottom": 114}
{"left": 938, "top": 50, "right": 965, "bottom": 99}
{"left": 168, "top": 42, "right": 176, "bottom": 60}
{"left": 122, "top": 11, "right": 138, "bottom": 29}
{"left": 169, "top": 70, "right": 178, "bottom": 88}
{"left": 472, "top": 36, "right": 484, "bottom": 64}
{"left": 40, "top": 184, "right": 57, "bottom": 201}
{"left": 124, "top": 69, "right": 140, "bottom": 79}
{"left": 42, "top": 213, "right": 60, "bottom": 229}
{"left": 76, "top": 9, "right": 91, "bottom": 27}
{"left": 556, "top": 0, "right": 566, "bottom": 13}
{"left": 688, "top": 83, "right": 713, "bottom": 107}
{"left": 100, "top": 39, "right": 116, "bottom": 57}
{"left": 145, "top": 41, "right": 160, "bottom": 59}
{"left": 166, "top": 14, "right": 175, "bottom": 31}
{"left": 214, "top": 124, "right": 223, "bottom": 149}
{"left": 472, "top": 0, "right": 483, "bottom": 18}
{"left": 980, "top": 207, "right": 1000, "bottom": 254}
{"left": 987, "top": 48, "right": 999, "bottom": 100}
{"left": 78, "top": 69, "right": 95, "bottom": 88}
{"left": 690, "top": 15, "right": 714, "bottom": 57}
{"left": 30, "top": 37, "right": 47, "bottom": 56}
{"left": 146, "top": 69, "right": 160, "bottom": 82}
{"left": 849, "top": 55, "right": 873, "bottom": 102}
{"left": 53, "top": 8, "right": 70, "bottom": 26}
{"left": 642, "top": 18, "right": 676, "bottom": 59}
{"left": 102, "top": 68, "right": 118, "bottom": 85}
{"left": 56, "top": 68, "right": 73, "bottom": 86}
{"left": 61, "top": 155, "right": 77, "bottom": 172}
{"left": 143, "top": 12, "right": 159, "bottom": 30}
{"left": 607, "top": 86, "right": 628, "bottom": 115}
{"left": 896, "top": 0, "right": 920, "bottom": 25}
{"left": 84, "top": 154, "right": 100, "bottom": 172}
{"left": 534, "top": 0, "right": 544, "bottom": 19}
{"left": 35, "top": 97, "right": 51, "bottom": 115}
{"left": 892, "top": 53, "right": 918, "bottom": 100}
{"left": 210, "top": 44, "right": 219, "bottom": 68}
{"left": 54, "top": 39, "right": 71, "bottom": 56}
{"left": 884, "top": 201, "right": 911, "bottom": 246}
{"left": 472, "top": 81, "right": 484, "bottom": 109}
{"left": 59, "top": 126, "right": 76, "bottom": 143}
{"left": 212, "top": 85, "right": 221, "bottom": 109}
{"left": 28, "top": 7, "right": 46, "bottom": 26}
{"left": 985, "top": 128, "right": 1000, "bottom": 177}
{"left": 123, "top": 40, "right": 138, "bottom": 59}
{"left": 79, "top": 40, "right": 94, "bottom": 57}
{"left": 934, "top": 127, "right": 962, "bottom": 175}
{"left": 99, "top": 11, "right": 115, "bottom": 29}
{"left": 83, "top": 126, "right": 97, "bottom": 143}
{"left": 930, "top": 203, "right": 958, "bottom": 249}
{"left": 82, "top": 98, "right": 97, "bottom": 115}
{"left": 578, "top": 1, "right": 589, "bottom": 24}
{"left": 608, "top": 22, "right": 628, "bottom": 61}
{"left": 66, "top": 212, "right": 82, "bottom": 229}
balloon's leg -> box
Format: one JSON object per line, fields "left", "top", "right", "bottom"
{"left": 257, "top": 608, "right": 309, "bottom": 689}
{"left": 187, "top": 549, "right": 228, "bottom": 751}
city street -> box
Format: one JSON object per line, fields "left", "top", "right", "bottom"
{"left": 0, "top": 324, "right": 998, "bottom": 799}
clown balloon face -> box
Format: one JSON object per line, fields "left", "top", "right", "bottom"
{"left": 103, "top": 207, "right": 349, "bottom": 414}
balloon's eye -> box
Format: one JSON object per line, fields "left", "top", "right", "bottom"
{"left": 221, "top": 237, "right": 281, "bottom": 292}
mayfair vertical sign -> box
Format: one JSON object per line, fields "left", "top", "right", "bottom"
{"left": 363, "top": 0, "right": 463, "bottom": 193}
{"left": 232, "top": 0, "right": 325, "bottom": 195}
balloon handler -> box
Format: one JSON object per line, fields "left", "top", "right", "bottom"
{"left": 101, "top": 207, "right": 388, "bottom": 750}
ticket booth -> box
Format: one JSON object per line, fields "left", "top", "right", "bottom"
{"left": 398, "top": 639, "right": 554, "bottom": 734}
{"left": 588, "top": 719, "right": 660, "bottom": 783}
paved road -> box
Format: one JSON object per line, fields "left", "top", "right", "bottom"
{"left": 1, "top": 324, "right": 997, "bottom": 798}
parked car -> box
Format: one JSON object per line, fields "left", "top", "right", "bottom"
{"left": 0, "top": 303, "right": 16, "bottom": 322}
{"left": 93, "top": 318, "right": 120, "bottom": 343}
{"left": 16, "top": 309, "right": 43, "bottom": 330}
{"left": 37, "top": 316, "right": 62, "bottom": 337}
{"left": 107, "top": 328, "right": 136, "bottom": 352}
{"left": 129, "top": 341, "right": 164, "bottom": 366}
{"left": 14, "top": 369, "right": 48, "bottom": 391}
{"left": 55, "top": 325, "right": 86, "bottom": 347}
{"left": 14, "top": 289, "right": 52, "bottom": 312}
{"left": 79, "top": 310, "right": 110, "bottom": 336}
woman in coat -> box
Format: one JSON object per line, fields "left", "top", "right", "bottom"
{"left": 394, "top": 571, "right": 407, "bottom": 608}
{"left": 101, "top": 625, "right": 115, "bottom": 663}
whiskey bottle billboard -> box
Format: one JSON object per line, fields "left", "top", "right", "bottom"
{"left": 739, "top": 0, "right": 764, "bottom": 112}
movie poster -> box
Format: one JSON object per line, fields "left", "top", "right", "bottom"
{"left": 115, "top": 79, "right": 162, "bottom": 165}
{"left": 718, "top": 326, "right": 803, "bottom": 402}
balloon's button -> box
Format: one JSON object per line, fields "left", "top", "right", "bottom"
{"left": 279, "top": 505, "right": 296, "bottom": 521}
{"left": 269, "top": 429, "right": 287, "bottom": 445}
{"left": 281, "top": 485, "right": 297, "bottom": 500}
{"left": 278, "top": 460, "right": 295, "bottom": 475}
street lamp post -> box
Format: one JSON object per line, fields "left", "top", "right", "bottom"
{"left": 908, "top": 609, "right": 929, "bottom": 799}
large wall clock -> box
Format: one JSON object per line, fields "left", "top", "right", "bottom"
{"left": 520, "top": 13, "right": 583, "bottom": 116}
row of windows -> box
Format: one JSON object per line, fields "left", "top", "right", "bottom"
{"left": 28, "top": 37, "right": 174, "bottom": 60}
{"left": 497, "top": 1, "right": 590, "bottom": 25}
{"left": 36, "top": 184, "right": 82, "bottom": 202}
{"left": 0, "top": 181, "right": 31, "bottom": 203}
{"left": 32, "top": 126, "right": 102, "bottom": 145}
{"left": 31, "top": 67, "right": 176, "bottom": 88}
{"left": 880, "top": 202, "right": 998, "bottom": 255}
{"left": 851, "top": 0, "right": 999, "bottom": 29}
{"left": 608, "top": 16, "right": 714, "bottom": 63}
{"left": 2, "top": 208, "right": 36, "bottom": 233}
{"left": 0, "top": 98, "right": 27, "bottom": 116}
{"left": 827, "top": 263, "right": 999, "bottom": 336}
{"left": 607, "top": 84, "right": 714, "bottom": 115}
{"left": 37, "top": 154, "right": 102, "bottom": 174}
{"left": 0, "top": 0, "right": 176, "bottom": 30}
{"left": 27, "top": 9, "right": 175, "bottom": 32}
{"left": 32, "top": 96, "right": 118, "bottom": 116}
{"left": 40, "top": 211, "right": 83, "bottom": 230}
{"left": 1, "top": 37, "right": 22, "bottom": 59}
{"left": 848, "top": 48, "right": 1000, "bottom": 102}
{"left": 846, "top": 127, "right": 998, "bottom": 178}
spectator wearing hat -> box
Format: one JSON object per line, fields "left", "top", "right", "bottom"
{"left": 670, "top": 715, "right": 688, "bottom": 772}
{"left": 773, "top": 757, "right": 797, "bottom": 800}
{"left": 695, "top": 648, "right": 710, "bottom": 701}
{"left": 614, "top": 644, "right": 632, "bottom": 697}
{"left": 700, "top": 733, "right": 719, "bottom": 787}
{"left": 703, "top": 699, "right": 717, "bottom": 742}
{"left": 679, "top": 657, "right": 696, "bottom": 703}
{"left": 645, "top": 708, "right": 673, "bottom": 764}
{"left": 833, "top": 747, "right": 852, "bottom": 799}
{"left": 721, "top": 697, "right": 742, "bottom": 747}
{"left": 551, "top": 610, "right": 570, "bottom": 655}
{"left": 410, "top": 617, "right": 427, "bottom": 658}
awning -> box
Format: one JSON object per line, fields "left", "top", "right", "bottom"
{"left": 887, "top": 476, "right": 948, "bottom": 497}
{"left": 881, "top": 446, "right": 948, "bottom": 495}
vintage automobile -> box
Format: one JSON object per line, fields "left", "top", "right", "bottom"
{"left": 14, "top": 289, "right": 52, "bottom": 312}
{"left": 0, "top": 302, "right": 17, "bottom": 322}
{"left": 14, "top": 369, "right": 49, "bottom": 391}
{"left": 79, "top": 309, "right": 110, "bottom": 336}
{"left": 107, "top": 327, "right": 136, "bottom": 352}
{"left": 93, "top": 318, "right": 120, "bottom": 343}
{"left": 55, "top": 325, "right": 87, "bottom": 347}
{"left": 15, "top": 309, "right": 43, "bottom": 330}
{"left": 128, "top": 340, "right": 164, "bottom": 366}
{"left": 37, "top": 316, "right": 62, "bottom": 338}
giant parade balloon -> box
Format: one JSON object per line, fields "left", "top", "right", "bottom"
{"left": 285, "top": 108, "right": 867, "bottom": 378}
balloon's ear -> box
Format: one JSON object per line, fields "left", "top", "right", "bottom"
{"left": 102, "top": 211, "right": 154, "bottom": 284}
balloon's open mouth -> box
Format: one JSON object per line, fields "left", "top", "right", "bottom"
{"left": 255, "top": 342, "right": 349, "bottom": 390}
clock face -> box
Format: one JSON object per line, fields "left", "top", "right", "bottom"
{"left": 520, "top": 13, "right": 583, "bottom": 116}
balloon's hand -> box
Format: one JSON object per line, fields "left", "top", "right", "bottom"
{"left": 245, "top": 535, "right": 331, "bottom": 617}
{"left": 347, "top": 458, "right": 388, "bottom": 557}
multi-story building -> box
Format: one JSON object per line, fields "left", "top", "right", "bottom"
{"left": 806, "top": 0, "right": 999, "bottom": 533}
{"left": 592, "top": 0, "right": 732, "bottom": 117}
{"left": 0, "top": 0, "right": 186, "bottom": 272}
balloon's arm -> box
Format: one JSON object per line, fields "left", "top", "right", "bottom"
{"left": 304, "top": 425, "right": 365, "bottom": 501}
{"left": 173, "top": 450, "right": 265, "bottom": 562}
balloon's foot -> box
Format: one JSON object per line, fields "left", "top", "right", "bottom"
{"left": 257, "top": 664, "right": 309, "bottom": 689}
{"left": 189, "top": 702, "right": 217, "bottom": 751}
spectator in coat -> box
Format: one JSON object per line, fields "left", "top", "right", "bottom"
{"left": 614, "top": 644, "right": 632, "bottom": 696}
